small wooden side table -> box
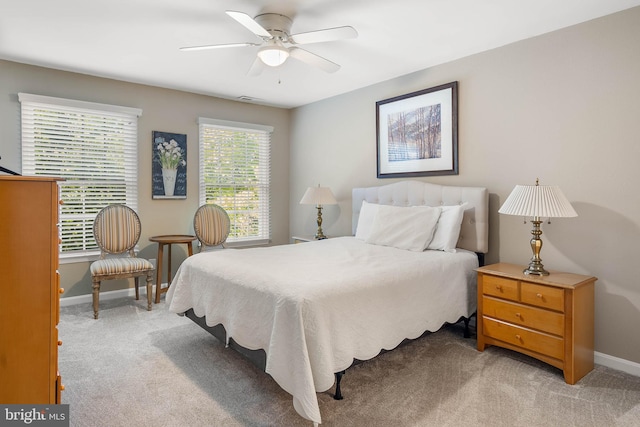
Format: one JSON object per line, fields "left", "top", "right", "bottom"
{"left": 149, "top": 235, "right": 195, "bottom": 303}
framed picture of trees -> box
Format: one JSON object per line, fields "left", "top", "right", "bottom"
{"left": 376, "top": 81, "right": 458, "bottom": 178}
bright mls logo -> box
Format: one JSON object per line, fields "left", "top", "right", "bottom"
{"left": 1, "top": 405, "right": 69, "bottom": 426}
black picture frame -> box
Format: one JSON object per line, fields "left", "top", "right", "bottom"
{"left": 376, "top": 81, "right": 458, "bottom": 178}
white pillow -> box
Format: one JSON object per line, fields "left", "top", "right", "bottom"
{"left": 366, "top": 204, "right": 441, "bottom": 251}
{"left": 427, "top": 203, "right": 467, "bottom": 253}
{"left": 355, "top": 200, "right": 379, "bottom": 240}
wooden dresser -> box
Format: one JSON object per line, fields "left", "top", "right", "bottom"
{"left": 0, "top": 176, "right": 64, "bottom": 403}
{"left": 477, "top": 263, "right": 596, "bottom": 384}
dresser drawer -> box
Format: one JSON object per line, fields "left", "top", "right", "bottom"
{"left": 482, "top": 317, "right": 564, "bottom": 360}
{"left": 521, "top": 282, "right": 564, "bottom": 312}
{"left": 482, "top": 296, "right": 565, "bottom": 336}
{"left": 56, "top": 372, "right": 63, "bottom": 404}
{"left": 482, "top": 275, "right": 519, "bottom": 302}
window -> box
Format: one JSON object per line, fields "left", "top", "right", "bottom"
{"left": 198, "top": 118, "right": 272, "bottom": 245}
{"left": 19, "top": 93, "right": 141, "bottom": 260}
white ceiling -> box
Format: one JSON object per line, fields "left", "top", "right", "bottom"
{"left": 1, "top": 0, "right": 639, "bottom": 109}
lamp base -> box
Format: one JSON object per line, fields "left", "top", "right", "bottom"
{"left": 524, "top": 219, "right": 549, "bottom": 275}
{"left": 314, "top": 206, "right": 327, "bottom": 240}
{"left": 523, "top": 263, "right": 549, "bottom": 276}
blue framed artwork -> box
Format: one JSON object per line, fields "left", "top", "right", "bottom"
{"left": 152, "top": 131, "right": 187, "bottom": 199}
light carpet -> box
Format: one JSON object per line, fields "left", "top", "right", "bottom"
{"left": 58, "top": 298, "right": 640, "bottom": 427}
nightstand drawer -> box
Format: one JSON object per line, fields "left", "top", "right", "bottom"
{"left": 521, "top": 282, "right": 564, "bottom": 312}
{"left": 482, "top": 275, "right": 519, "bottom": 301}
{"left": 482, "top": 296, "right": 565, "bottom": 336}
{"left": 482, "top": 317, "right": 564, "bottom": 360}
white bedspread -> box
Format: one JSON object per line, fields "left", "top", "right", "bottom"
{"left": 166, "top": 236, "right": 478, "bottom": 424}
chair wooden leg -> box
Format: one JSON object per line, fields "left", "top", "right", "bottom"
{"left": 135, "top": 277, "right": 140, "bottom": 300}
{"left": 146, "top": 272, "right": 153, "bottom": 311}
{"left": 92, "top": 278, "right": 100, "bottom": 319}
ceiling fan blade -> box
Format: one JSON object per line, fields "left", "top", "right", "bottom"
{"left": 289, "top": 26, "right": 357, "bottom": 45}
{"left": 180, "top": 42, "right": 258, "bottom": 52}
{"left": 289, "top": 47, "right": 340, "bottom": 73}
{"left": 247, "top": 57, "right": 266, "bottom": 77}
{"left": 226, "top": 10, "right": 272, "bottom": 39}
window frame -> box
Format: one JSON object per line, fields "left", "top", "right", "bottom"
{"left": 19, "top": 93, "right": 142, "bottom": 263}
{"left": 198, "top": 117, "right": 273, "bottom": 246}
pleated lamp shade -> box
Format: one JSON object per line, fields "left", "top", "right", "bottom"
{"left": 499, "top": 184, "right": 577, "bottom": 219}
{"left": 300, "top": 186, "right": 337, "bottom": 206}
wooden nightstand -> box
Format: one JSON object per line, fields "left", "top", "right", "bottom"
{"left": 292, "top": 235, "right": 328, "bottom": 243}
{"left": 476, "top": 263, "right": 596, "bottom": 384}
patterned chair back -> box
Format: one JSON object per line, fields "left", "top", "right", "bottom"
{"left": 93, "top": 204, "right": 142, "bottom": 257}
{"left": 193, "top": 204, "right": 230, "bottom": 249}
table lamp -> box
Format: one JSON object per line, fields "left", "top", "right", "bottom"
{"left": 299, "top": 185, "right": 337, "bottom": 239}
{"left": 498, "top": 179, "right": 577, "bottom": 275}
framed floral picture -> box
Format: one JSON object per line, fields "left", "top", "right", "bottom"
{"left": 152, "top": 131, "right": 187, "bottom": 199}
{"left": 376, "top": 81, "right": 458, "bottom": 178}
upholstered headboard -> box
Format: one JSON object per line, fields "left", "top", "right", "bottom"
{"left": 352, "top": 181, "right": 489, "bottom": 254}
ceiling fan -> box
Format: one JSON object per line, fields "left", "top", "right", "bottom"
{"left": 180, "top": 11, "right": 358, "bottom": 75}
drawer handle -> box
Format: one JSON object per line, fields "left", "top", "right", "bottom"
{"left": 515, "top": 334, "right": 522, "bottom": 341}
{"left": 536, "top": 293, "right": 543, "bottom": 298}
{"left": 495, "top": 285, "right": 502, "bottom": 291}
{"left": 515, "top": 313, "right": 521, "bottom": 318}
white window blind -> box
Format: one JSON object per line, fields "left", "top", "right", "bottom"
{"left": 19, "top": 93, "right": 141, "bottom": 258}
{"left": 198, "top": 118, "right": 272, "bottom": 245}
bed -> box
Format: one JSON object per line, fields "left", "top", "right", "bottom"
{"left": 167, "top": 180, "right": 489, "bottom": 425}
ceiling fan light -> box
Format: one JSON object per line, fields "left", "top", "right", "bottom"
{"left": 258, "top": 45, "right": 289, "bottom": 67}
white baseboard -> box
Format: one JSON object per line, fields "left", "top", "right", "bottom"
{"left": 595, "top": 351, "right": 640, "bottom": 377}
{"left": 59, "top": 291, "right": 640, "bottom": 378}
{"left": 60, "top": 284, "right": 167, "bottom": 307}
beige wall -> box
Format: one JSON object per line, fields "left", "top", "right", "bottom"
{"left": 0, "top": 59, "right": 291, "bottom": 298}
{"left": 290, "top": 7, "right": 640, "bottom": 363}
{"left": 2, "top": 7, "right": 639, "bottom": 365}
